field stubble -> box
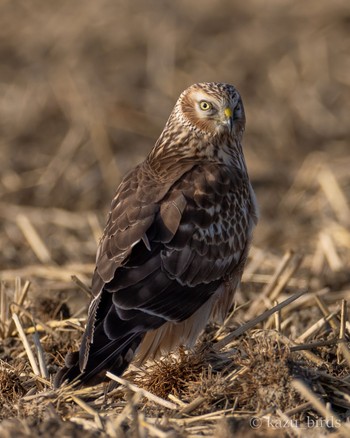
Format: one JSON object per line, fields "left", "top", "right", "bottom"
{"left": 0, "top": 0, "right": 350, "bottom": 436}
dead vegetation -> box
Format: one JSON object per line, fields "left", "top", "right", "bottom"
{"left": 0, "top": 0, "right": 350, "bottom": 436}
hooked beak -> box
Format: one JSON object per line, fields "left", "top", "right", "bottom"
{"left": 222, "top": 107, "right": 233, "bottom": 131}
{"left": 224, "top": 107, "right": 233, "bottom": 119}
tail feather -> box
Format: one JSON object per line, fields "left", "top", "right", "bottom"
{"left": 54, "top": 351, "right": 81, "bottom": 388}
{"left": 54, "top": 287, "right": 145, "bottom": 388}
{"left": 54, "top": 333, "right": 143, "bottom": 388}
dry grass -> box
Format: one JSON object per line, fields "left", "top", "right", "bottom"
{"left": 0, "top": 0, "right": 350, "bottom": 436}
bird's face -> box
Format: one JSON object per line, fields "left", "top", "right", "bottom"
{"left": 150, "top": 82, "right": 247, "bottom": 170}
{"left": 178, "top": 82, "right": 245, "bottom": 139}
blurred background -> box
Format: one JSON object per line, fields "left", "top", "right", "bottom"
{"left": 0, "top": 2, "right": 349, "bottom": 432}
{"left": 0, "top": 0, "right": 349, "bottom": 271}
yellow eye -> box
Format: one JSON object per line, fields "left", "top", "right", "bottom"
{"left": 199, "top": 101, "right": 212, "bottom": 111}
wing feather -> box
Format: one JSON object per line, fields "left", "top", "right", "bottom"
{"left": 78, "top": 161, "right": 255, "bottom": 378}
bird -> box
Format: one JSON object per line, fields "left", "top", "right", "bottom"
{"left": 54, "top": 82, "right": 258, "bottom": 388}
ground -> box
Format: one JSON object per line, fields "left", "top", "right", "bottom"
{"left": 0, "top": 0, "right": 350, "bottom": 436}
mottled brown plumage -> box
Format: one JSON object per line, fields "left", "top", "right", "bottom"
{"left": 55, "top": 82, "right": 258, "bottom": 387}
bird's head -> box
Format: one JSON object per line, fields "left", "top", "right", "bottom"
{"left": 175, "top": 82, "right": 245, "bottom": 140}
{"left": 149, "top": 82, "right": 247, "bottom": 172}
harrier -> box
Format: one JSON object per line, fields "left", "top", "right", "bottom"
{"left": 55, "top": 82, "right": 258, "bottom": 387}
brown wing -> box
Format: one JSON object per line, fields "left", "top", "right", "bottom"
{"left": 160, "top": 164, "right": 253, "bottom": 287}
{"left": 108, "top": 165, "right": 251, "bottom": 314}
{"left": 56, "top": 161, "right": 254, "bottom": 386}
{"left": 79, "top": 159, "right": 195, "bottom": 370}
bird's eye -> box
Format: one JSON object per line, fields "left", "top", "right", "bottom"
{"left": 199, "top": 101, "right": 212, "bottom": 111}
